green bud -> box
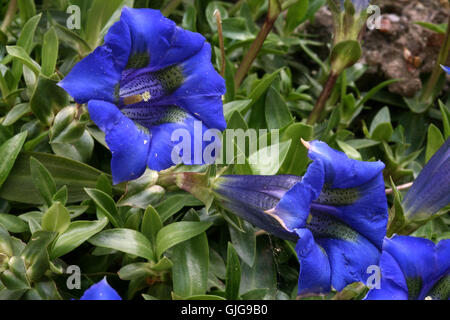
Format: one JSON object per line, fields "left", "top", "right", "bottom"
{"left": 330, "top": 40, "right": 362, "bottom": 74}
{"left": 50, "top": 105, "right": 86, "bottom": 144}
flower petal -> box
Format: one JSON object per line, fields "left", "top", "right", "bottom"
{"left": 146, "top": 113, "right": 212, "bottom": 171}
{"left": 80, "top": 277, "right": 121, "bottom": 300}
{"left": 364, "top": 251, "right": 409, "bottom": 300}
{"left": 307, "top": 207, "right": 381, "bottom": 291}
{"left": 158, "top": 42, "right": 226, "bottom": 130}
{"left": 58, "top": 46, "right": 121, "bottom": 104}
{"left": 308, "top": 140, "right": 385, "bottom": 189}
{"left": 382, "top": 235, "right": 439, "bottom": 299}
{"left": 295, "top": 228, "right": 331, "bottom": 297}
{"left": 441, "top": 65, "right": 450, "bottom": 75}
{"left": 120, "top": 7, "right": 205, "bottom": 71}
{"left": 403, "top": 138, "right": 450, "bottom": 221}
{"left": 268, "top": 159, "right": 324, "bottom": 231}
{"left": 88, "top": 100, "right": 150, "bottom": 184}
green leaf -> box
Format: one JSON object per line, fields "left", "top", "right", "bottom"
{"left": 223, "top": 100, "right": 251, "bottom": 121}
{"left": 414, "top": 21, "right": 447, "bottom": 34}
{"left": 1, "top": 257, "right": 30, "bottom": 290}
{"left": 243, "top": 69, "right": 282, "bottom": 114}
{"left": 30, "top": 74, "right": 68, "bottom": 126}
{"left": 6, "top": 46, "right": 41, "bottom": 76}
{"left": 89, "top": 228, "right": 155, "bottom": 261}
{"left": 229, "top": 220, "right": 256, "bottom": 267}
{"left": 11, "top": 13, "right": 41, "bottom": 85}
{"left": 0, "top": 152, "right": 105, "bottom": 205}
{"left": 155, "top": 221, "right": 212, "bottom": 258}
{"left": 41, "top": 27, "right": 59, "bottom": 76}
{"left": 141, "top": 205, "right": 162, "bottom": 250}
{"left": 425, "top": 124, "right": 444, "bottom": 163}
{"left": 118, "top": 262, "right": 156, "bottom": 281}
{"left": 2, "top": 103, "right": 31, "bottom": 126}
{"left": 369, "top": 106, "right": 393, "bottom": 141}
{"left": 265, "top": 86, "right": 293, "bottom": 130}
{"left": 41, "top": 202, "right": 71, "bottom": 234}
{"left": 21, "top": 231, "right": 55, "bottom": 281}
{"left": 85, "top": 188, "right": 121, "bottom": 228}
{"left": 0, "top": 131, "right": 27, "bottom": 189}
{"left": 17, "top": 0, "right": 37, "bottom": 24}
{"left": 154, "top": 194, "right": 202, "bottom": 222}
{"left": 439, "top": 101, "right": 450, "bottom": 139}
{"left": 280, "top": 122, "right": 313, "bottom": 175}
{"left": 285, "top": 0, "right": 309, "bottom": 34}
{"left": 172, "top": 211, "right": 209, "bottom": 298}
{"left": 225, "top": 242, "right": 241, "bottom": 300}
{"left": 50, "top": 217, "right": 108, "bottom": 259}
{"left": 30, "top": 156, "right": 57, "bottom": 207}
{"left": 336, "top": 140, "right": 362, "bottom": 160}
{"left": 0, "top": 214, "right": 28, "bottom": 233}
{"left": 248, "top": 139, "right": 291, "bottom": 175}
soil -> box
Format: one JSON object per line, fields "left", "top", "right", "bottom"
{"left": 306, "top": 0, "right": 450, "bottom": 97}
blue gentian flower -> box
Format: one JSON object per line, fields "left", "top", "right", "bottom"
{"left": 442, "top": 65, "right": 450, "bottom": 75}
{"left": 365, "top": 235, "right": 450, "bottom": 300}
{"left": 59, "top": 7, "right": 226, "bottom": 184}
{"left": 403, "top": 138, "right": 450, "bottom": 222}
{"left": 80, "top": 277, "right": 122, "bottom": 300}
{"left": 212, "top": 140, "right": 388, "bottom": 296}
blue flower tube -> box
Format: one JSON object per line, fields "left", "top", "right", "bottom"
{"left": 212, "top": 140, "right": 389, "bottom": 296}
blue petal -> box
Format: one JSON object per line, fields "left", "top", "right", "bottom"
{"left": 146, "top": 113, "right": 213, "bottom": 171}
{"left": 308, "top": 140, "right": 385, "bottom": 189}
{"left": 104, "top": 19, "right": 132, "bottom": 70}
{"left": 441, "top": 65, "right": 450, "bottom": 75}
{"left": 306, "top": 206, "right": 381, "bottom": 291}
{"left": 58, "top": 46, "right": 121, "bottom": 104}
{"left": 156, "top": 42, "right": 226, "bottom": 130}
{"left": 403, "top": 138, "right": 450, "bottom": 221}
{"left": 364, "top": 251, "right": 409, "bottom": 300}
{"left": 382, "top": 235, "right": 438, "bottom": 299}
{"left": 120, "top": 7, "right": 205, "bottom": 71}
{"left": 295, "top": 228, "right": 331, "bottom": 297}
{"left": 80, "top": 278, "right": 121, "bottom": 300}
{"left": 268, "top": 158, "right": 324, "bottom": 231}
{"left": 88, "top": 100, "right": 150, "bottom": 184}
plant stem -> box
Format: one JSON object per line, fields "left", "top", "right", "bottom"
{"left": 420, "top": 16, "right": 450, "bottom": 103}
{"left": 215, "top": 9, "right": 226, "bottom": 77}
{"left": 161, "top": 0, "right": 183, "bottom": 17}
{"left": 385, "top": 182, "right": 413, "bottom": 195}
{"left": 307, "top": 72, "right": 339, "bottom": 124}
{"left": 1, "top": 0, "right": 17, "bottom": 33}
{"left": 234, "top": 1, "right": 281, "bottom": 91}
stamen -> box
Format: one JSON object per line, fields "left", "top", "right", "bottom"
{"left": 141, "top": 91, "right": 151, "bottom": 102}
{"left": 123, "top": 94, "right": 143, "bottom": 105}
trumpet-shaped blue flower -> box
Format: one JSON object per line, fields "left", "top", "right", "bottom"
{"left": 212, "top": 140, "right": 388, "bottom": 296}
{"left": 365, "top": 235, "right": 450, "bottom": 300}
{"left": 59, "top": 7, "right": 226, "bottom": 184}
{"left": 80, "top": 277, "right": 122, "bottom": 300}
{"left": 403, "top": 138, "right": 450, "bottom": 221}
{"left": 442, "top": 65, "right": 450, "bottom": 75}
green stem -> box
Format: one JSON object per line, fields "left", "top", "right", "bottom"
{"left": 307, "top": 71, "right": 339, "bottom": 124}
{"left": 161, "top": 0, "right": 183, "bottom": 17}
{"left": 420, "top": 16, "right": 450, "bottom": 103}
{"left": 234, "top": 1, "right": 281, "bottom": 91}
{"left": 1, "top": 0, "right": 17, "bottom": 33}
